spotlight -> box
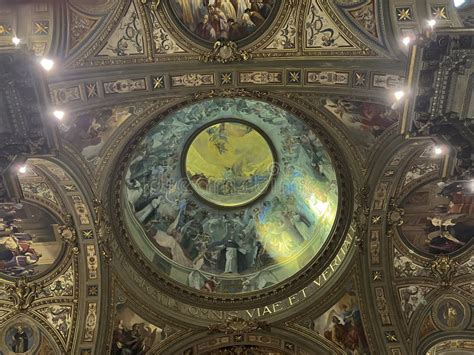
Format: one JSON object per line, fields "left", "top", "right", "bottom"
{"left": 18, "top": 165, "right": 27, "bottom": 174}
{"left": 428, "top": 19, "right": 436, "bottom": 28}
{"left": 53, "top": 110, "right": 65, "bottom": 120}
{"left": 12, "top": 36, "right": 21, "bottom": 46}
{"left": 394, "top": 91, "right": 405, "bottom": 101}
{"left": 402, "top": 36, "right": 412, "bottom": 46}
{"left": 454, "top": 0, "right": 467, "bottom": 8}
{"left": 40, "top": 58, "right": 54, "bottom": 71}
{"left": 433, "top": 146, "right": 443, "bottom": 155}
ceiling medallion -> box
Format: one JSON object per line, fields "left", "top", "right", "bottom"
{"left": 184, "top": 120, "right": 275, "bottom": 208}
{"left": 119, "top": 98, "right": 344, "bottom": 301}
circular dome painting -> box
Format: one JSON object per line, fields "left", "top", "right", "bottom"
{"left": 184, "top": 121, "right": 275, "bottom": 208}
{"left": 169, "top": 0, "right": 279, "bottom": 43}
{"left": 123, "top": 98, "right": 339, "bottom": 295}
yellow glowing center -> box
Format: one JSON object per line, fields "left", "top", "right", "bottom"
{"left": 185, "top": 121, "right": 274, "bottom": 208}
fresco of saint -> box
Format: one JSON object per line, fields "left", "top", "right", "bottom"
{"left": 170, "top": 0, "right": 276, "bottom": 42}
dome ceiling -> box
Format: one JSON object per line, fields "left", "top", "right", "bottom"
{"left": 0, "top": 0, "right": 472, "bottom": 354}
{"left": 121, "top": 98, "right": 340, "bottom": 296}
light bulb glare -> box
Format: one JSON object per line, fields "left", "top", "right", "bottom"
{"left": 454, "top": 0, "right": 467, "bottom": 8}
{"left": 53, "top": 110, "right": 65, "bottom": 120}
{"left": 12, "top": 37, "right": 21, "bottom": 46}
{"left": 402, "top": 36, "right": 411, "bottom": 46}
{"left": 434, "top": 146, "right": 443, "bottom": 155}
{"left": 18, "top": 165, "right": 27, "bottom": 174}
{"left": 40, "top": 58, "right": 54, "bottom": 71}
{"left": 394, "top": 91, "right": 405, "bottom": 101}
{"left": 428, "top": 19, "right": 436, "bottom": 28}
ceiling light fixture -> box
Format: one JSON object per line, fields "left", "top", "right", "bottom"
{"left": 433, "top": 146, "right": 444, "bottom": 155}
{"left": 18, "top": 165, "right": 27, "bottom": 174}
{"left": 53, "top": 110, "right": 65, "bottom": 120}
{"left": 394, "top": 90, "right": 405, "bottom": 101}
{"left": 428, "top": 19, "right": 437, "bottom": 28}
{"left": 40, "top": 58, "right": 54, "bottom": 71}
{"left": 402, "top": 36, "right": 412, "bottom": 46}
{"left": 12, "top": 36, "right": 21, "bottom": 46}
{"left": 454, "top": 0, "right": 467, "bottom": 8}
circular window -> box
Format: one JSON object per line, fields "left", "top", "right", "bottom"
{"left": 184, "top": 120, "right": 276, "bottom": 208}
{"left": 121, "top": 98, "right": 341, "bottom": 296}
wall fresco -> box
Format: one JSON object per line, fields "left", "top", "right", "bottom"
{"left": 110, "top": 304, "right": 175, "bottom": 355}
{"left": 399, "top": 180, "right": 473, "bottom": 255}
{"left": 300, "top": 285, "right": 370, "bottom": 355}
{"left": 0, "top": 203, "right": 62, "bottom": 278}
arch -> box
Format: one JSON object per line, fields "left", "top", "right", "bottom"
{"left": 158, "top": 328, "right": 344, "bottom": 355}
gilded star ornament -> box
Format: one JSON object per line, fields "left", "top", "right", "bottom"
{"left": 354, "top": 72, "right": 367, "bottom": 87}
{"left": 396, "top": 8, "right": 413, "bottom": 22}
{"left": 372, "top": 270, "right": 383, "bottom": 281}
{"left": 34, "top": 20, "right": 49, "bottom": 35}
{"left": 153, "top": 76, "right": 165, "bottom": 89}
{"left": 220, "top": 72, "right": 233, "bottom": 85}
{"left": 288, "top": 71, "right": 301, "bottom": 84}
{"left": 0, "top": 23, "right": 13, "bottom": 36}
{"left": 431, "top": 6, "right": 448, "bottom": 20}
{"left": 82, "top": 230, "right": 94, "bottom": 239}
{"left": 86, "top": 83, "right": 98, "bottom": 98}
{"left": 385, "top": 331, "right": 398, "bottom": 343}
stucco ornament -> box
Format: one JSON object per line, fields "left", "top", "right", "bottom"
{"left": 201, "top": 41, "right": 251, "bottom": 63}
{"left": 6, "top": 278, "right": 41, "bottom": 312}
{"left": 431, "top": 255, "right": 458, "bottom": 287}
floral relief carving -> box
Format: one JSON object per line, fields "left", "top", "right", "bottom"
{"left": 98, "top": 2, "right": 144, "bottom": 56}
{"left": 393, "top": 249, "right": 429, "bottom": 278}
{"left": 266, "top": 8, "right": 297, "bottom": 50}
{"left": 150, "top": 8, "right": 185, "bottom": 55}
{"left": 306, "top": 0, "right": 353, "bottom": 49}
{"left": 37, "top": 305, "right": 73, "bottom": 343}
{"left": 398, "top": 286, "right": 433, "bottom": 323}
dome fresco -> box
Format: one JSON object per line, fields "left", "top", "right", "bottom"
{"left": 169, "top": 0, "right": 278, "bottom": 43}
{"left": 184, "top": 120, "right": 276, "bottom": 208}
{"left": 123, "top": 98, "right": 339, "bottom": 295}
